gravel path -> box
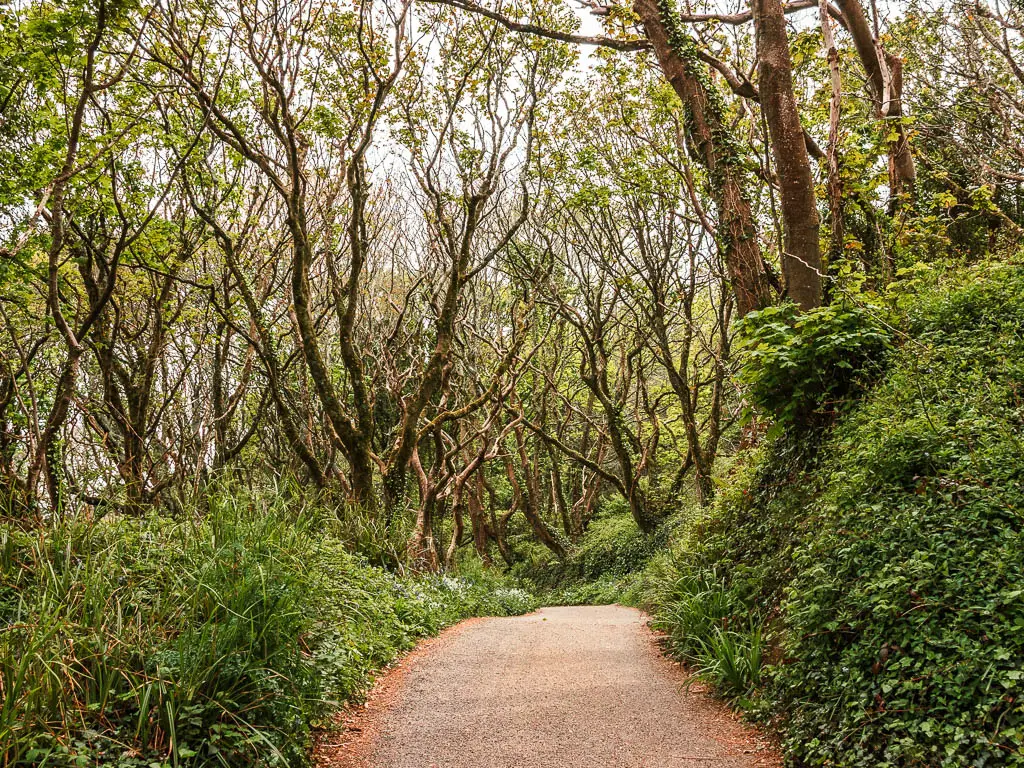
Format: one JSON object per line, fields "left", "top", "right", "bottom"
{"left": 318, "top": 605, "right": 779, "bottom": 768}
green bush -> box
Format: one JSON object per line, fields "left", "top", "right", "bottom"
{"left": 738, "top": 301, "right": 893, "bottom": 428}
{"left": 0, "top": 487, "right": 536, "bottom": 767}
{"left": 331, "top": 499, "right": 413, "bottom": 569}
{"left": 568, "top": 513, "right": 655, "bottom": 581}
{"left": 639, "top": 436, "right": 818, "bottom": 618}
{"left": 517, "top": 507, "right": 668, "bottom": 604}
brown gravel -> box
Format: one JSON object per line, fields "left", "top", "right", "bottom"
{"left": 315, "top": 605, "right": 781, "bottom": 768}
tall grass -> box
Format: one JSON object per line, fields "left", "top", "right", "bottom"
{"left": 648, "top": 566, "right": 766, "bottom": 703}
{"left": 0, "top": 485, "right": 535, "bottom": 767}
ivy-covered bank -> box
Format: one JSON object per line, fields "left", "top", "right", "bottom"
{"left": 640, "top": 263, "right": 1024, "bottom": 766}
{"left": 0, "top": 491, "right": 536, "bottom": 767}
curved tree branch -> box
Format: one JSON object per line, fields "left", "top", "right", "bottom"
{"left": 420, "top": 0, "right": 651, "bottom": 51}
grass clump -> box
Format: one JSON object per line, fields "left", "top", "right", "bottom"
{"left": 0, "top": 486, "right": 536, "bottom": 767}
{"left": 642, "top": 553, "right": 769, "bottom": 704}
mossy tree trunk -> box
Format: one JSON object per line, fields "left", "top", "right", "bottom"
{"left": 634, "top": 0, "right": 777, "bottom": 317}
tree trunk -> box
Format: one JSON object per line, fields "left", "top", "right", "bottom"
{"left": 820, "top": 0, "right": 845, "bottom": 269}
{"left": 833, "top": 0, "right": 915, "bottom": 207}
{"left": 550, "top": 462, "right": 572, "bottom": 538}
{"left": 883, "top": 52, "right": 915, "bottom": 209}
{"left": 445, "top": 495, "right": 465, "bottom": 570}
{"left": 573, "top": 439, "right": 605, "bottom": 533}
{"left": 506, "top": 436, "right": 566, "bottom": 559}
{"left": 290, "top": 217, "right": 377, "bottom": 507}
{"left": 468, "top": 473, "right": 493, "bottom": 565}
{"left": 635, "top": 0, "right": 776, "bottom": 316}
{"left": 751, "top": 0, "right": 823, "bottom": 309}
{"left": 409, "top": 447, "right": 441, "bottom": 571}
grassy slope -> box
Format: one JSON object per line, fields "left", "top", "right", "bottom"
{"left": 640, "top": 264, "right": 1024, "bottom": 766}
{"left": 513, "top": 508, "right": 668, "bottom": 607}
{"left": 0, "top": 491, "right": 535, "bottom": 767}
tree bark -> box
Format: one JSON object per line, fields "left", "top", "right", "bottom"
{"left": 820, "top": 0, "right": 845, "bottom": 268}
{"left": 507, "top": 430, "right": 566, "bottom": 559}
{"left": 833, "top": 0, "right": 915, "bottom": 206}
{"left": 751, "top": 0, "right": 823, "bottom": 309}
{"left": 468, "top": 473, "right": 493, "bottom": 565}
{"left": 549, "top": 452, "right": 572, "bottom": 538}
{"left": 635, "top": 0, "right": 776, "bottom": 316}
{"left": 409, "top": 444, "right": 442, "bottom": 571}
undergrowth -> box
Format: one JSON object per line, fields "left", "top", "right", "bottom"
{"left": 517, "top": 504, "right": 670, "bottom": 607}
{"left": 639, "top": 263, "right": 1024, "bottom": 765}
{"left": 774, "top": 265, "right": 1024, "bottom": 766}
{"left": 0, "top": 487, "right": 536, "bottom": 767}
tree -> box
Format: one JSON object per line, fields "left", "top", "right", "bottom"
{"left": 750, "top": 0, "right": 823, "bottom": 308}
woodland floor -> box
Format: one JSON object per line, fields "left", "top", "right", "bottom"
{"left": 315, "top": 605, "right": 781, "bottom": 768}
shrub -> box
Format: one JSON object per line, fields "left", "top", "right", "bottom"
{"left": 568, "top": 513, "right": 655, "bottom": 581}
{"left": 640, "top": 436, "right": 818, "bottom": 618}
{"left": 543, "top": 573, "right": 638, "bottom": 607}
{"left": 518, "top": 506, "right": 670, "bottom": 604}
{"left": 643, "top": 264, "right": 1024, "bottom": 765}
{"left": 772, "top": 266, "right": 1024, "bottom": 767}
{"left": 737, "top": 301, "right": 893, "bottom": 428}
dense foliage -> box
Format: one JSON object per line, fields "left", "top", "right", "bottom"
{"left": 513, "top": 504, "right": 668, "bottom": 606}
{"left": 0, "top": 490, "right": 535, "bottom": 766}
{"left": 639, "top": 264, "right": 1024, "bottom": 766}
{"left": 776, "top": 266, "right": 1024, "bottom": 766}
{"left": 737, "top": 302, "right": 893, "bottom": 429}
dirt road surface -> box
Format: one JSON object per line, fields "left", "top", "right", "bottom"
{"left": 317, "top": 605, "right": 780, "bottom": 768}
